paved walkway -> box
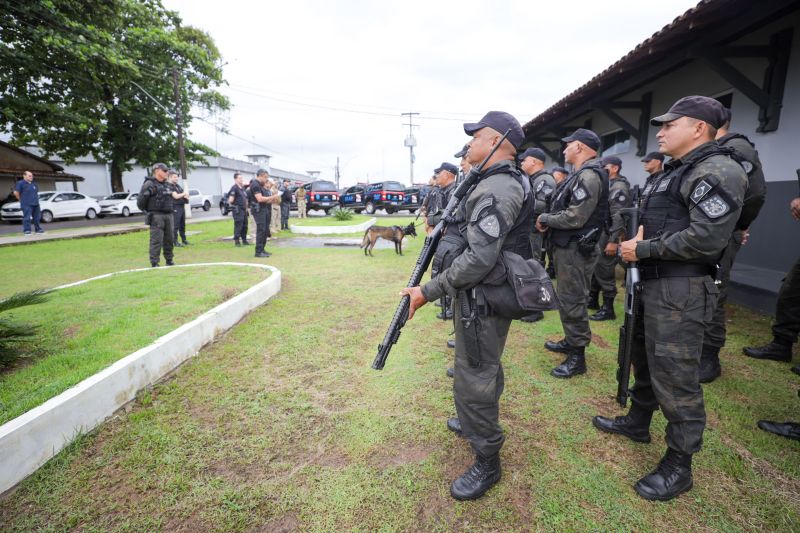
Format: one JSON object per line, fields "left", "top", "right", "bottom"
{"left": 0, "top": 215, "right": 227, "bottom": 247}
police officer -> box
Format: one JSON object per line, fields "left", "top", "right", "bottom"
{"left": 248, "top": 169, "right": 280, "bottom": 258}
{"left": 592, "top": 96, "right": 748, "bottom": 501}
{"left": 699, "top": 109, "right": 767, "bottom": 381}
{"left": 743, "top": 195, "right": 800, "bottom": 367}
{"left": 228, "top": 172, "right": 250, "bottom": 246}
{"left": 588, "top": 155, "right": 631, "bottom": 321}
{"left": 536, "top": 128, "right": 608, "bottom": 378}
{"left": 280, "top": 179, "right": 292, "bottom": 230}
{"left": 428, "top": 162, "right": 459, "bottom": 321}
{"left": 138, "top": 162, "right": 176, "bottom": 267}
{"left": 168, "top": 170, "right": 190, "bottom": 247}
{"left": 552, "top": 166, "right": 569, "bottom": 184}
{"left": 295, "top": 185, "right": 307, "bottom": 218}
{"left": 424, "top": 175, "right": 443, "bottom": 234}
{"left": 401, "top": 111, "right": 533, "bottom": 500}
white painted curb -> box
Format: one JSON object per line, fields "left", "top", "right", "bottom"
{"left": 0, "top": 262, "right": 281, "bottom": 495}
{"left": 289, "top": 217, "right": 376, "bottom": 235}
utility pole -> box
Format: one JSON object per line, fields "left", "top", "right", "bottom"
{"left": 401, "top": 112, "right": 419, "bottom": 185}
{"left": 335, "top": 157, "right": 340, "bottom": 189}
{"left": 172, "top": 68, "right": 191, "bottom": 219}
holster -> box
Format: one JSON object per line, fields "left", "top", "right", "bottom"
{"left": 459, "top": 289, "right": 483, "bottom": 368}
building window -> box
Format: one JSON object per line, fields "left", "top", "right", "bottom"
{"left": 601, "top": 130, "right": 630, "bottom": 156}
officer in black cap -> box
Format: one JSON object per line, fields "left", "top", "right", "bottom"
{"left": 640, "top": 152, "right": 666, "bottom": 203}
{"left": 429, "top": 162, "right": 459, "bottom": 321}
{"left": 401, "top": 111, "right": 534, "bottom": 500}
{"left": 588, "top": 155, "right": 631, "bottom": 320}
{"left": 536, "top": 128, "right": 608, "bottom": 378}
{"left": 518, "top": 147, "right": 555, "bottom": 323}
{"left": 138, "top": 162, "right": 176, "bottom": 267}
{"left": 592, "top": 95, "right": 748, "bottom": 501}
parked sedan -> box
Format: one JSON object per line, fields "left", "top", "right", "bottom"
{"left": 188, "top": 189, "right": 212, "bottom": 211}
{"left": 1, "top": 191, "right": 102, "bottom": 223}
{"left": 98, "top": 192, "right": 142, "bottom": 217}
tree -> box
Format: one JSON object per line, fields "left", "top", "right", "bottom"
{"left": 0, "top": 0, "right": 230, "bottom": 191}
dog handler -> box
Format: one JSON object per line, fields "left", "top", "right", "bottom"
{"left": 401, "top": 111, "right": 534, "bottom": 500}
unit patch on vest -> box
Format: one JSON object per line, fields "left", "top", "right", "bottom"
{"left": 478, "top": 213, "right": 501, "bottom": 238}
{"left": 655, "top": 176, "right": 672, "bottom": 193}
{"left": 697, "top": 194, "right": 730, "bottom": 218}
{"left": 535, "top": 181, "right": 545, "bottom": 193}
{"left": 572, "top": 186, "right": 587, "bottom": 202}
{"left": 690, "top": 179, "right": 713, "bottom": 204}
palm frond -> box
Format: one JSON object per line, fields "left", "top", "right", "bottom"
{"left": 0, "top": 289, "right": 50, "bottom": 314}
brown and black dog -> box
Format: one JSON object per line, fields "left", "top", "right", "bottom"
{"left": 360, "top": 222, "right": 417, "bottom": 256}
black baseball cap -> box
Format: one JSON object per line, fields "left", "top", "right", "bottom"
{"left": 454, "top": 144, "right": 469, "bottom": 158}
{"left": 518, "top": 147, "right": 547, "bottom": 162}
{"left": 552, "top": 166, "right": 568, "bottom": 174}
{"left": 463, "top": 111, "right": 524, "bottom": 149}
{"left": 561, "top": 128, "right": 600, "bottom": 151}
{"left": 650, "top": 95, "right": 728, "bottom": 128}
{"left": 600, "top": 155, "right": 622, "bottom": 168}
{"left": 434, "top": 162, "right": 458, "bottom": 175}
{"left": 641, "top": 152, "right": 665, "bottom": 163}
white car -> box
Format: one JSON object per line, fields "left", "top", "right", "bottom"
{"left": 188, "top": 189, "right": 212, "bottom": 211}
{"left": 1, "top": 191, "right": 102, "bottom": 223}
{"left": 98, "top": 192, "right": 142, "bottom": 218}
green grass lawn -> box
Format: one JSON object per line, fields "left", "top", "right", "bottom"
{"left": 0, "top": 220, "right": 798, "bottom": 531}
{"left": 0, "top": 265, "right": 268, "bottom": 424}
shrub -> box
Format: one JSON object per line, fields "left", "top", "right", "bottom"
{"left": 0, "top": 289, "right": 49, "bottom": 368}
{"left": 332, "top": 207, "right": 354, "bottom": 221}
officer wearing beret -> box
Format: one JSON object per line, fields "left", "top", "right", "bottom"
{"left": 401, "top": 111, "right": 534, "bottom": 500}
{"left": 429, "top": 162, "right": 459, "bottom": 321}
{"left": 592, "top": 95, "right": 748, "bottom": 501}
{"left": 589, "top": 155, "right": 631, "bottom": 321}
{"left": 699, "top": 108, "right": 767, "bottom": 381}
{"left": 536, "top": 128, "right": 608, "bottom": 378}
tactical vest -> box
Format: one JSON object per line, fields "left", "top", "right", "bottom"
{"left": 502, "top": 168, "right": 536, "bottom": 259}
{"left": 549, "top": 162, "right": 609, "bottom": 247}
{"left": 530, "top": 170, "right": 556, "bottom": 216}
{"left": 144, "top": 178, "right": 172, "bottom": 213}
{"left": 639, "top": 144, "right": 733, "bottom": 267}
{"left": 718, "top": 132, "right": 765, "bottom": 230}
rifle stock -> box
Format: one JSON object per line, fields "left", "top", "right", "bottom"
{"left": 372, "top": 130, "right": 511, "bottom": 370}
{"left": 616, "top": 185, "right": 641, "bottom": 406}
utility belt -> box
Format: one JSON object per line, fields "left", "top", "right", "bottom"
{"left": 639, "top": 261, "right": 715, "bottom": 280}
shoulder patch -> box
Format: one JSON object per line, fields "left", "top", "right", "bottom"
{"left": 470, "top": 195, "right": 494, "bottom": 223}
{"left": 616, "top": 194, "right": 626, "bottom": 203}
{"left": 741, "top": 160, "right": 754, "bottom": 174}
{"left": 573, "top": 186, "right": 588, "bottom": 202}
{"left": 478, "top": 214, "right": 501, "bottom": 238}
{"left": 535, "top": 180, "right": 545, "bottom": 193}
{"left": 690, "top": 179, "right": 714, "bottom": 204}
{"left": 698, "top": 194, "right": 731, "bottom": 218}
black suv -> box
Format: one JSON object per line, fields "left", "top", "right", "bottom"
{"left": 339, "top": 184, "right": 368, "bottom": 213}
{"left": 363, "top": 181, "right": 405, "bottom": 214}
{"left": 402, "top": 185, "right": 432, "bottom": 213}
{"left": 303, "top": 180, "right": 339, "bottom": 214}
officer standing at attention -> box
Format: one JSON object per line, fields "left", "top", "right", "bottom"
{"left": 428, "top": 162, "right": 459, "bottom": 321}
{"left": 699, "top": 108, "right": 766, "bottom": 381}
{"left": 639, "top": 152, "right": 665, "bottom": 203}
{"left": 280, "top": 179, "right": 292, "bottom": 230}
{"left": 228, "top": 172, "right": 250, "bottom": 246}
{"left": 424, "top": 174, "right": 443, "bottom": 234}
{"left": 248, "top": 169, "right": 280, "bottom": 258}
{"left": 138, "top": 162, "right": 176, "bottom": 267}
{"left": 401, "top": 111, "right": 533, "bottom": 500}
{"left": 588, "top": 155, "right": 631, "bottom": 321}
{"left": 592, "top": 96, "right": 748, "bottom": 501}
{"left": 295, "top": 184, "right": 307, "bottom": 218}
{"left": 536, "top": 128, "right": 608, "bottom": 378}
{"left": 168, "top": 169, "right": 190, "bottom": 247}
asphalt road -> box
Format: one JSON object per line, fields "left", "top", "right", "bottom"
{"left": 0, "top": 207, "right": 414, "bottom": 235}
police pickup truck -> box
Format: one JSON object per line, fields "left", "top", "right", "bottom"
{"left": 362, "top": 181, "right": 405, "bottom": 214}
{"left": 303, "top": 180, "right": 339, "bottom": 214}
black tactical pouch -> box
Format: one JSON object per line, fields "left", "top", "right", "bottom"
{"left": 476, "top": 251, "right": 559, "bottom": 319}
{"left": 576, "top": 228, "right": 600, "bottom": 257}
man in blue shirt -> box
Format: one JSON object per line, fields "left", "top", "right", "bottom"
{"left": 14, "top": 170, "right": 43, "bottom": 235}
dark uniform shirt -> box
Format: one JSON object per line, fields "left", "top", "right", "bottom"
{"left": 427, "top": 181, "right": 455, "bottom": 227}
{"left": 15, "top": 179, "right": 39, "bottom": 206}
{"left": 538, "top": 158, "right": 605, "bottom": 232}
{"left": 171, "top": 182, "right": 188, "bottom": 205}
{"left": 228, "top": 184, "right": 248, "bottom": 208}
{"left": 248, "top": 180, "right": 267, "bottom": 210}
{"left": 607, "top": 175, "right": 632, "bottom": 242}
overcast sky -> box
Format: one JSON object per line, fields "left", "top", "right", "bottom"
{"left": 164, "top": 0, "right": 699, "bottom": 187}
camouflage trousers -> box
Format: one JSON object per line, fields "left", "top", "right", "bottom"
{"left": 629, "top": 275, "right": 718, "bottom": 454}
{"left": 148, "top": 212, "right": 174, "bottom": 265}
{"left": 554, "top": 242, "right": 599, "bottom": 347}
{"left": 452, "top": 292, "right": 511, "bottom": 458}
{"left": 773, "top": 255, "right": 800, "bottom": 344}
{"left": 591, "top": 232, "right": 619, "bottom": 299}
{"left": 297, "top": 201, "right": 307, "bottom": 218}
{"left": 703, "top": 230, "right": 744, "bottom": 348}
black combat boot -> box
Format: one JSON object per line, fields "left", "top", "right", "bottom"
{"left": 520, "top": 310, "right": 544, "bottom": 323}
{"left": 450, "top": 453, "right": 501, "bottom": 500}
{"left": 587, "top": 291, "right": 600, "bottom": 311}
{"left": 446, "top": 417, "right": 463, "bottom": 436}
{"left": 589, "top": 296, "right": 616, "bottom": 321}
{"left": 551, "top": 347, "right": 586, "bottom": 378}
{"left": 757, "top": 420, "right": 800, "bottom": 441}
{"left": 592, "top": 403, "right": 653, "bottom": 443}
{"left": 446, "top": 367, "right": 454, "bottom": 378}
{"left": 699, "top": 344, "right": 722, "bottom": 383}
{"left": 743, "top": 339, "right": 793, "bottom": 362}
{"left": 634, "top": 448, "right": 693, "bottom": 501}
{"left": 544, "top": 338, "right": 576, "bottom": 354}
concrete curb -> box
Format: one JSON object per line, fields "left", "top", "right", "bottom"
{"left": 289, "top": 217, "right": 377, "bottom": 235}
{"left": 0, "top": 262, "right": 281, "bottom": 495}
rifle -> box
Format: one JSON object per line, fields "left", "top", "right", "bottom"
{"left": 372, "top": 130, "right": 511, "bottom": 370}
{"left": 616, "top": 185, "right": 642, "bottom": 406}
